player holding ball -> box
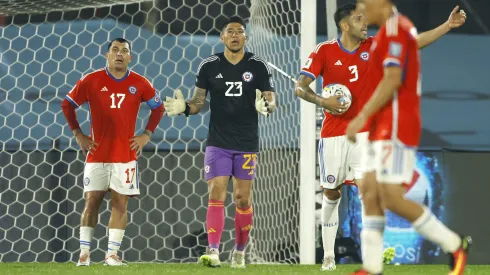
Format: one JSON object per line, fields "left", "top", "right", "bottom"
{"left": 295, "top": 3, "right": 466, "bottom": 271}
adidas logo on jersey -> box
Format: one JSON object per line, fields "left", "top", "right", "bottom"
{"left": 334, "top": 60, "right": 342, "bottom": 66}
{"left": 215, "top": 73, "right": 223, "bottom": 78}
{"left": 100, "top": 86, "right": 108, "bottom": 92}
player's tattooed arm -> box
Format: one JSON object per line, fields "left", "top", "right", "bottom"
{"left": 262, "top": 91, "right": 276, "bottom": 113}
{"left": 295, "top": 74, "right": 323, "bottom": 105}
{"left": 187, "top": 87, "right": 207, "bottom": 115}
{"left": 295, "top": 74, "right": 346, "bottom": 114}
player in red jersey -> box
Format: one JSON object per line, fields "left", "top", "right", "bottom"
{"left": 346, "top": 1, "right": 471, "bottom": 274}
{"left": 295, "top": 3, "right": 466, "bottom": 271}
{"left": 61, "top": 38, "right": 164, "bottom": 267}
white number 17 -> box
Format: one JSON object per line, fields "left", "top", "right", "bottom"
{"left": 110, "top": 93, "right": 125, "bottom": 108}
{"left": 348, "top": 65, "right": 358, "bottom": 82}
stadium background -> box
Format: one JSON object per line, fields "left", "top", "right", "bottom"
{"left": 0, "top": 0, "right": 489, "bottom": 265}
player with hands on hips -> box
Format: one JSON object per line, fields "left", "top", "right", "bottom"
{"left": 163, "top": 16, "right": 276, "bottom": 269}
{"left": 61, "top": 38, "right": 164, "bottom": 267}
{"left": 73, "top": 128, "right": 99, "bottom": 156}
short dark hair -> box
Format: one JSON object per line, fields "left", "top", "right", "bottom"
{"left": 334, "top": 4, "right": 357, "bottom": 29}
{"left": 107, "top": 38, "right": 131, "bottom": 53}
{"left": 221, "top": 16, "right": 246, "bottom": 31}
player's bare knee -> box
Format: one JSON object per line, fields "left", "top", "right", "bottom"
{"left": 323, "top": 188, "right": 341, "bottom": 200}
{"left": 360, "top": 173, "right": 376, "bottom": 199}
{"left": 234, "top": 190, "right": 251, "bottom": 207}
{"left": 207, "top": 177, "right": 228, "bottom": 201}
{"left": 84, "top": 192, "right": 104, "bottom": 213}
{"left": 233, "top": 178, "right": 253, "bottom": 207}
{"left": 110, "top": 191, "right": 128, "bottom": 213}
{"left": 378, "top": 183, "right": 405, "bottom": 213}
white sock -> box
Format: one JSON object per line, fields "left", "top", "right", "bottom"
{"left": 361, "top": 216, "right": 385, "bottom": 274}
{"left": 412, "top": 206, "right": 461, "bottom": 253}
{"left": 321, "top": 195, "right": 340, "bottom": 259}
{"left": 107, "top": 229, "right": 125, "bottom": 257}
{"left": 79, "top": 226, "right": 94, "bottom": 255}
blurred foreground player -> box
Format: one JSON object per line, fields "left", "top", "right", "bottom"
{"left": 296, "top": 3, "right": 466, "bottom": 271}
{"left": 61, "top": 38, "right": 164, "bottom": 266}
{"left": 163, "top": 16, "right": 276, "bottom": 268}
{"left": 346, "top": 1, "right": 471, "bottom": 274}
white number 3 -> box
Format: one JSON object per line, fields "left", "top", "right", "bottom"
{"left": 348, "top": 65, "right": 358, "bottom": 82}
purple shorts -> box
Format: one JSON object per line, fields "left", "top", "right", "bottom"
{"left": 204, "top": 146, "right": 258, "bottom": 181}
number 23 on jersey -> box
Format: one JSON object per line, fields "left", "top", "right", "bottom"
{"left": 225, "top": 81, "right": 243, "bottom": 97}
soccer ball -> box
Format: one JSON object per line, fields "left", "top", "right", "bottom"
{"left": 321, "top": 83, "right": 352, "bottom": 114}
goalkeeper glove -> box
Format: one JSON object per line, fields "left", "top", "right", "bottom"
{"left": 255, "top": 89, "right": 269, "bottom": 117}
{"left": 164, "top": 89, "right": 186, "bottom": 117}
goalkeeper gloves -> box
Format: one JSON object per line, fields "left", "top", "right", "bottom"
{"left": 164, "top": 89, "right": 186, "bottom": 117}
{"left": 255, "top": 89, "right": 269, "bottom": 117}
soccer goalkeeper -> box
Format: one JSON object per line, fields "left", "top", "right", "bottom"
{"left": 163, "top": 16, "right": 276, "bottom": 268}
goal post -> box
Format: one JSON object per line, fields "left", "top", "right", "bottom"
{"left": 299, "top": 0, "right": 317, "bottom": 265}
{"left": 0, "top": 0, "right": 319, "bottom": 264}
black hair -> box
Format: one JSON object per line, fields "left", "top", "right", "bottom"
{"left": 107, "top": 38, "right": 131, "bottom": 53}
{"left": 334, "top": 3, "right": 357, "bottom": 29}
{"left": 221, "top": 16, "right": 246, "bottom": 32}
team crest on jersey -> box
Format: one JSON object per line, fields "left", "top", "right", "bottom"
{"left": 360, "top": 51, "right": 370, "bottom": 61}
{"left": 128, "top": 86, "right": 137, "bottom": 94}
{"left": 242, "top": 72, "right": 253, "bottom": 82}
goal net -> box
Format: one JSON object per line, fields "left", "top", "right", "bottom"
{"left": 0, "top": 0, "right": 302, "bottom": 263}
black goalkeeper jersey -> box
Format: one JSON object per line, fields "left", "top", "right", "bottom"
{"left": 195, "top": 52, "right": 275, "bottom": 152}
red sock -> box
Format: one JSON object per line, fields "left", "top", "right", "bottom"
{"left": 206, "top": 200, "right": 225, "bottom": 250}
{"left": 235, "top": 205, "right": 253, "bottom": 251}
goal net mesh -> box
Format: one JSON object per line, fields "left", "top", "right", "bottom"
{"left": 0, "top": 0, "right": 301, "bottom": 263}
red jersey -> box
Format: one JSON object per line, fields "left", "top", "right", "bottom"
{"left": 368, "top": 13, "right": 421, "bottom": 147}
{"left": 65, "top": 68, "right": 163, "bottom": 163}
{"left": 301, "top": 38, "right": 376, "bottom": 138}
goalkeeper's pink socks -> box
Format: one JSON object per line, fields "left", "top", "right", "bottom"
{"left": 206, "top": 200, "right": 225, "bottom": 250}
{"left": 235, "top": 205, "right": 253, "bottom": 252}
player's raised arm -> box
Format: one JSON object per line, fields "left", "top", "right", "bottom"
{"left": 416, "top": 6, "right": 466, "bottom": 49}
{"left": 61, "top": 79, "right": 98, "bottom": 156}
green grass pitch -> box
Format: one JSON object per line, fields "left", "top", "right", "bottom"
{"left": 2, "top": 263, "right": 490, "bottom": 275}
